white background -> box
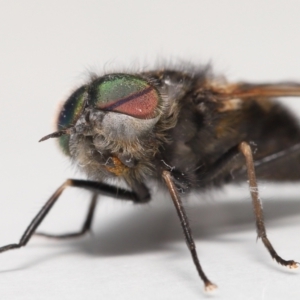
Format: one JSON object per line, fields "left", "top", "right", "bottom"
{"left": 0, "top": 1, "right": 300, "bottom": 299}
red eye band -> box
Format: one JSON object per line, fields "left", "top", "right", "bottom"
{"left": 99, "top": 86, "right": 159, "bottom": 119}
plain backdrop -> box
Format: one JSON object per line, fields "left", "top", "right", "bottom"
{"left": 0, "top": 1, "right": 300, "bottom": 299}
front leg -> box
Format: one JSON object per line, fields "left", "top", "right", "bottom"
{"left": 35, "top": 192, "right": 98, "bottom": 239}
{"left": 35, "top": 181, "right": 150, "bottom": 239}
{"left": 0, "top": 179, "right": 149, "bottom": 253}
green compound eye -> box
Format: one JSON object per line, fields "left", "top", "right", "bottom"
{"left": 57, "top": 85, "right": 87, "bottom": 155}
{"left": 90, "top": 74, "right": 161, "bottom": 119}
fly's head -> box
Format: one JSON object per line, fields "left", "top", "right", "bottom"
{"left": 42, "top": 73, "right": 182, "bottom": 183}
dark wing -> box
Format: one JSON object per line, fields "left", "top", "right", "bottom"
{"left": 211, "top": 82, "right": 300, "bottom": 99}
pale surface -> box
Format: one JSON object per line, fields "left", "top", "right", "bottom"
{"left": 0, "top": 1, "right": 300, "bottom": 300}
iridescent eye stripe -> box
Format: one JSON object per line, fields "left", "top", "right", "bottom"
{"left": 100, "top": 86, "right": 154, "bottom": 111}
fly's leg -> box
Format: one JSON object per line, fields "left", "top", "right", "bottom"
{"left": 35, "top": 180, "right": 150, "bottom": 239}
{"left": 35, "top": 193, "right": 98, "bottom": 239}
{"left": 239, "top": 141, "right": 299, "bottom": 268}
{"left": 0, "top": 179, "right": 148, "bottom": 253}
{"left": 162, "top": 170, "right": 217, "bottom": 292}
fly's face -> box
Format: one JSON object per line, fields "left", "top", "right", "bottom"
{"left": 56, "top": 74, "right": 165, "bottom": 182}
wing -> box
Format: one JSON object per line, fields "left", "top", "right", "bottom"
{"left": 209, "top": 82, "right": 300, "bottom": 99}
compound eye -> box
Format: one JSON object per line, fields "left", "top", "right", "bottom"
{"left": 57, "top": 85, "right": 87, "bottom": 130}
{"left": 90, "top": 74, "right": 161, "bottom": 119}
{"left": 56, "top": 85, "right": 87, "bottom": 155}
